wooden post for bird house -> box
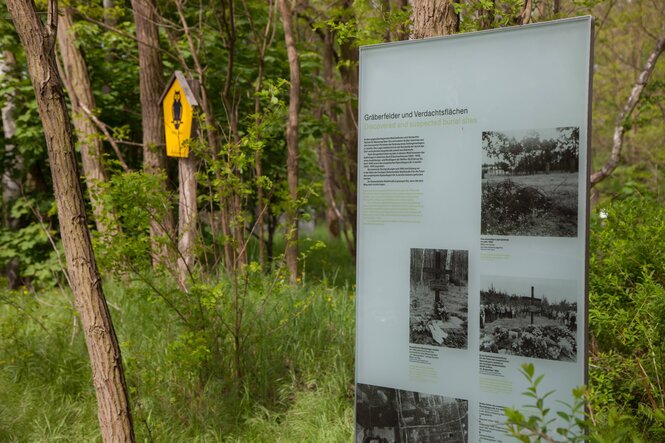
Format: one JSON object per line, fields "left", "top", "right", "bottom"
{"left": 160, "top": 71, "right": 199, "bottom": 290}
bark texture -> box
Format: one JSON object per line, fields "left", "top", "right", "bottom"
{"left": 591, "top": 35, "right": 665, "bottom": 186}
{"left": 131, "top": 0, "right": 176, "bottom": 265}
{"left": 412, "top": 0, "right": 459, "bottom": 39}
{"left": 6, "top": 0, "right": 135, "bottom": 441}
{"left": 278, "top": 0, "right": 300, "bottom": 283}
{"left": 57, "top": 6, "right": 114, "bottom": 235}
{"left": 177, "top": 155, "right": 197, "bottom": 290}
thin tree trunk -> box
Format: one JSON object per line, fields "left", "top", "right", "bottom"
{"left": 6, "top": 0, "right": 135, "bottom": 441}
{"left": 338, "top": 0, "right": 359, "bottom": 259}
{"left": 131, "top": 0, "right": 176, "bottom": 266}
{"left": 338, "top": 80, "right": 357, "bottom": 258}
{"left": 174, "top": 0, "right": 233, "bottom": 272}
{"left": 319, "top": 29, "right": 342, "bottom": 238}
{"left": 1, "top": 50, "right": 21, "bottom": 288}
{"left": 103, "top": 0, "right": 116, "bottom": 27}
{"left": 102, "top": 0, "right": 116, "bottom": 94}
{"left": 411, "top": 0, "right": 459, "bottom": 39}
{"left": 218, "top": 0, "right": 247, "bottom": 269}
{"left": 57, "top": 6, "right": 115, "bottom": 235}
{"left": 177, "top": 155, "right": 197, "bottom": 290}
{"left": 278, "top": 0, "right": 300, "bottom": 283}
{"left": 254, "top": 58, "right": 267, "bottom": 268}
{"left": 242, "top": 0, "right": 275, "bottom": 271}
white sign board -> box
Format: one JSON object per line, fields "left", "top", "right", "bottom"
{"left": 355, "top": 17, "right": 592, "bottom": 443}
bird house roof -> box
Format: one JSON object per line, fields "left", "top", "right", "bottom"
{"left": 159, "top": 71, "right": 200, "bottom": 107}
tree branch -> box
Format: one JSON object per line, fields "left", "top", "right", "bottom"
{"left": 590, "top": 35, "right": 665, "bottom": 186}
{"left": 78, "top": 103, "right": 132, "bottom": 172}
{"left": 72, "top": 6, "right": 181, "bottom": 63}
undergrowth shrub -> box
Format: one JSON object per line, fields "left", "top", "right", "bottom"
{"left": 588, "top": 196, "right": 665, "bottom": 437}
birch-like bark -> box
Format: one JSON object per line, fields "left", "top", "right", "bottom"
{"left": 590, "top": 36, "right": 665, "bottom": 186}
{"left": 6, "top": 0, "right": 135, "bottom": 440}
{"left": 278, "top": 0, "right": 300, "bottom": 283}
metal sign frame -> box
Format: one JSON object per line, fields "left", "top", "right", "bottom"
{"left": 355, "top": 17, "right": 593, "bottom": 443}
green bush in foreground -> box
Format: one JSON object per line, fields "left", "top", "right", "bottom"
{"left": 588, "top": 196, "right": 665, "bottom": 439}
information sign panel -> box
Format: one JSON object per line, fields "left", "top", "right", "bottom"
{"left": 355, "top": 17, "right": 592, "bottom": 443}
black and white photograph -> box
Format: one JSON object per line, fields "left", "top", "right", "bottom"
{"left": 481, "top": 127, "right": 579, "bottom": 237}
{"left": 355, "top": 383, "right": 469, "bottom": 443}
{"left": 409, "top": 248, "right": 469, "bottom": 349}
{"left": 479, "top": 276, "right": 578, "bottom": 362}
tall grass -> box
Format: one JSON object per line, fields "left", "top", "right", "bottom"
{"left": 0, "top": 230, "right": 356, "bottom": 442}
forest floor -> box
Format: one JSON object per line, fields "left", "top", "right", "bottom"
{"left": 481, "top": 172, "right": 578, "bottom": 237}
{"left": 410, "top": 283, "right": 468, "bottom": 349}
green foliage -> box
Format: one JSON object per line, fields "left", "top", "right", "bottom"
{"left": 1, "top": 0, "right": 664, "bottom": 441}
{"left": 588, "top": 197, "right": 665, "bottom": 439}
{"left": 0, "top": 267, "right": 355, "bottom": 441}
{"left": 95, "top": 170, "right": 176, "bottom": 276}
{"left": 455, "top": 0, "right": 527, "bottom": 32}
{"left": 0, "top": 288, "right": 97, "bottom": 442}
{"left": 505, "top": 363, "right": 588, "bottom": 443}
{"left": 506, "top": 197, "right": 665, "bottom": 442}
{"left": 0, "top": 197, "right": 63, "bottom": 288}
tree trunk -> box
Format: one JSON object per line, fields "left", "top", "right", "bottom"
{"left": 411, "top": 0, "right": 459, "bottom": 39}
{"left": 177, "top": 155, "right": 197, "bottom": 290}
{"left": 174, "top": 0, "right": 232, "bottom": 272}
{"left": 1, "top": 50, "right": 21, "bottom": 288}
{"left": 337, "top": 0, "right": 359, "bottom": 259}
{"left": 278, "top": 0, "right": 300, "bottom": 283}
{"left": 242, "top": 0, "right": 276, "bottom": 273}
{"left": 131, "top": 0, "right": 176, "bottom": 266}
{"left": 56, "top": 6, "right": 115, "bottom": 235}
{"left": 254, "top": 58, "right": 267, "bottom": 268}
{"left": 217, "top": 0, "right": 248, "bottom": 270}
{"left": 319, "top": 29, "right": 341, "bottom": 238}
{"left": 6, "top": 1, "right": 135, "bottom": 441}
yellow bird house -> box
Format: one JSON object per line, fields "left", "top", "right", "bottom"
{"left": 159, "top": 71, "right": 199, "bottom": 158}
